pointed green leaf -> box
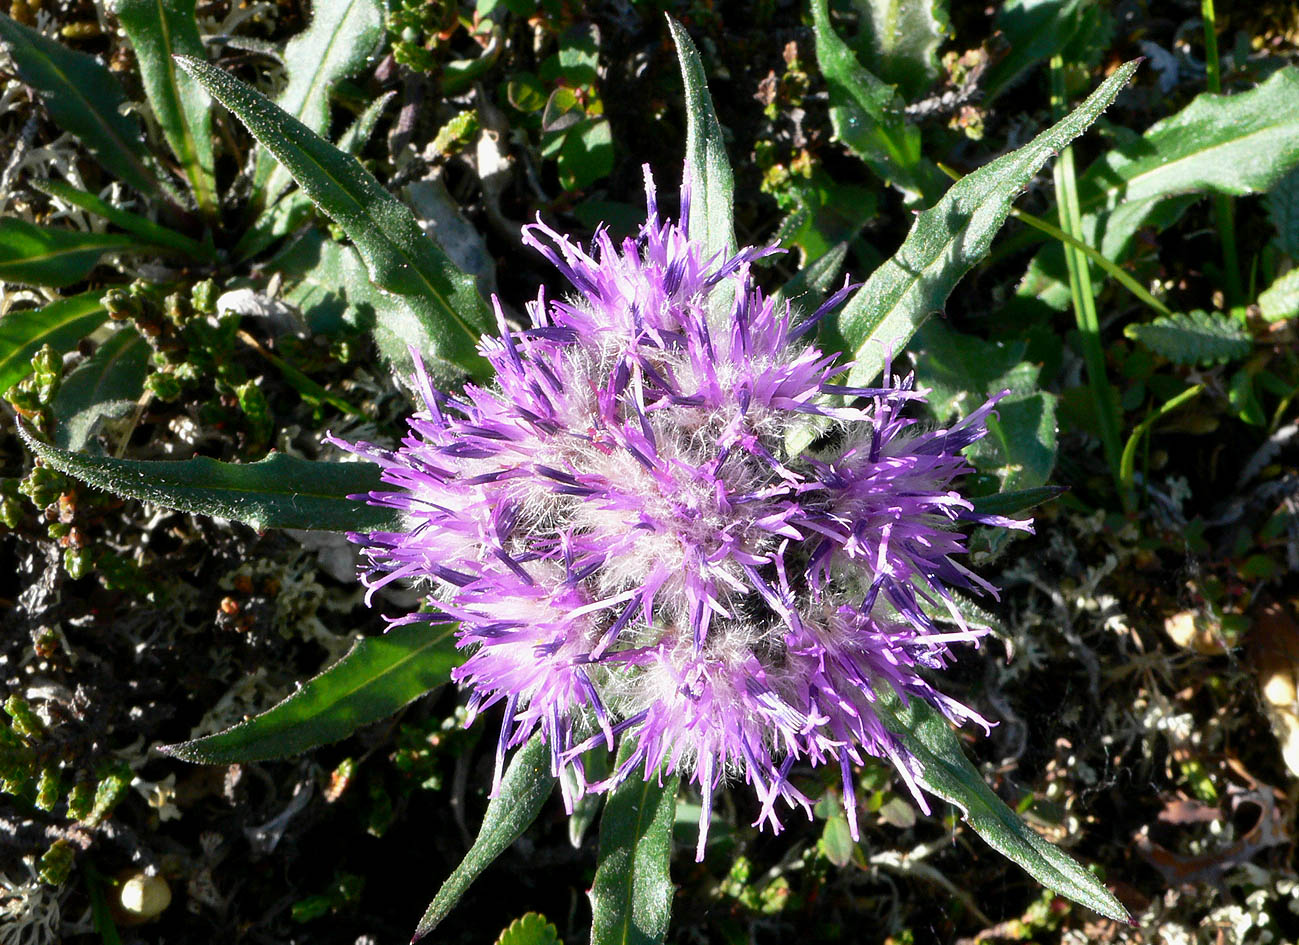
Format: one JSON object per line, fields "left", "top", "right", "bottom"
{"left": 812, "top": 0, "right": 939, "bottom": 202}
{"left": 236, "top": 90, "right": 396, "bottom": 262}
{"left": 873, "top": 684, "right": 1129, "bottom": 923}
{"left": 32, "top": 179, "right": 213, "bottom": 260}
{"left": 1266, "top": 165, "right": 1299, "bottom": 257}
{"left": 176, "top": 55, "right": 493, "bottom": 380}
{"left": 1123, "top": 310, "right": 1252, "bottom": 365}
{"left": 667, "top": 19, "right": 735, "bottom": 262}
{"left": 51, "top": 327, "right": 150, "bottom": 451}
{"left": 983, "top": 0, "right": 1092, "bottom": 102}
{"left": 112, "top": 0, "right": 218, "bottom": 215}
{"left": 969, "top": 485, "right": 1065, "bottom": 518}
{"left": 162, "top": 624, "right": 460, "bottom": 763}
{"left": 851, "top": 0, "right": 950, "bottom": 98}
{"left": 0, "top": 13, "right": 160, "bottom": 197}
{"left": 1258, "top": 267, "right": 1299, "bottom": 323}
{"left": 590, "top": 738, "right": 679, "bottom": 945}
{"left": 253, "top": 0, "right": 385, "bottom": 207}
{"left": 1023, "top": 67, "right": 1299, "bottom": 309}
{"left": 414, "top": 734, "right": 554, "bottom": 940}
{"left": 971, "top": 391, "right": 1058, "bottom": 492}
{"left": 839, "top": 60, "right": 1139, "bottom": 388}
{"left": 0, "top": 292, "right": 109, "bottom": 394}
{"left": 0, "top": 218, "right": 138, "bottom": 287}
{"left": 18, "top": 428, "right": 404, "bottom": 532}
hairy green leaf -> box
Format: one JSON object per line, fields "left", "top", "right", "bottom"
{"left": 590, "top": 739, "right": 679, "bottom": 945}
{"left": 874, "top": 684, "right": 1129, "bottom": 922}
{"left": 851, "top": 0, "right": 950, "bottom": 98}
{"left": 969, "top": 485, "right": 1066, "bottom": 517}
{"left": 254, "top": 0, "right": 385, "bottom": 207}
{"left": 32, "top": 179, "right": 213, "bottom": 260}
{"left": 113, "top": 0, "right": 217, "bottom": 214}
{"left": 495, "top": 913, "right": 561, "bottom": 945}
{"left": 812, "top": 0, "right": 937, "bottom": 202}
{"left": 1258, "top": 268, "right": 1299, "bottom": 323}
{"left": 971, "top": 391, "right": 1058, "bottom": 491}
{"left": 18, "top": 430, "right": 404, "bottom": 532}
{"left": 163, "top": 624, "right": 459, "bottom": 763}
{"left": 177, "top": 55, "right": 493, "bottom": 380}
{"left": 911, "top": 320, "right": 1038, "bottom": 423}
{"left": 1123, "top": 310, "right": 1253, "bottom": 365}
{"left": 0, "top": 292, "right": 108, "bottom": 394}
{"left": 668, "top": 19, "right": 735, "bottom": 262}
{"left": 0, "top": 218, "right": 137, "bottom": 287}
{"left": 1266, "top": 165, "right": 1299, "bottom": 257}
{"left": 236, "top": 90, "right": 395, "bottom": 262}
{"left": 51, "top": 327, "right": 149, "bottom": 451}
{"left": 0, "top": 13, "right": 160, "bottom": 197}
{"left": 840, "top": 60, "right": 1139, "bottom": 387}
{"left": 1023, "top": 67, "right": 1299, "bottom": 309}
{"left": 983, "top": 0, "right": 1091, "bottom": 102}
{"left": 414, "top": 735, "right": 554, "bottom": 940}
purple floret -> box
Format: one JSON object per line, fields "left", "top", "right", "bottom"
{"left": 332, "top": 166, "right": 1031, "bottom": 858}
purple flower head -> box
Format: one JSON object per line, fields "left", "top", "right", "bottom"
{"left": 333, "top": 166, "right": 1031, "bottom": 858}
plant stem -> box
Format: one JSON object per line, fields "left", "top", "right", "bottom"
{"left": 1049, "top": 56, "right": 1125, "bottom": 500}
{"left": 1119, "top": 385, "right": 1203, "bottom": 508}
{"left": 1202, "top": 0, "right": 1243, "bottom": 306}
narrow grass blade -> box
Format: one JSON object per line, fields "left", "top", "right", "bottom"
{"left": 1050, "top": 55, "right": 1121, "bottom": 485}
{"left": 162, "top": 624, "right": 459, "bottom": 763}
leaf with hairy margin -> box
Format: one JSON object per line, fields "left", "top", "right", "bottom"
{"left": 838, "top": 60, "right": 1139, "bottom": 388}
{"left": 413, "top": 735, "right": 554, "bottom": 941}
{"left": 812, "top": 0, "right": 938, "bottom": 202}
{"left": 667, "top": 19, "right": 735, "bottom": 262}
{"left": 1021, "top": 67, "right": 1299, "bottom": 309}
{"left": 0, "top": 218, "right": 138, "bottom": 287}
{"left": 177, "top": 55, "right": 493, "bottom": 381}
{"left": 51, "top": 327, "right": 149, "bottom": 452}
{"left": 874, "top": 683, "right": 1129, "bottom": 922}
{"left": 0, "top": 293, "right": 108, "bottom": 394}
{"left": 19, "top": 427, "right": 403, "bottom": 533}
{"left": 589, "top": 738, "right": 679, "bottom": 945}
{"left": 851, "top": 0, "right": 950, "bottom": 99}
{"left": 112, "top": 0, "right": 218, "bottom": 214}
{"left": 0, "top": 13, "right": 160, "bottom": 197}
{"left": 162, "top": 624, "right": 460, "bottom": 763}
{"left": 253, "top": 0, "right": 385, "bottom": 207}
{"left": 1123, "top": 310, "right": 1252, "bottom": 366}
{"left": 236, "top": 90, "right": 395, "bottom": 262}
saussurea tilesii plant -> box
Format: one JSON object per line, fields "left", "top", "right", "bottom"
{"left": 334, "top": 165, "right": 1029, "bottom": 861}
{"left": 18, "top": 21, "right": 1142, "bottom": 938}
